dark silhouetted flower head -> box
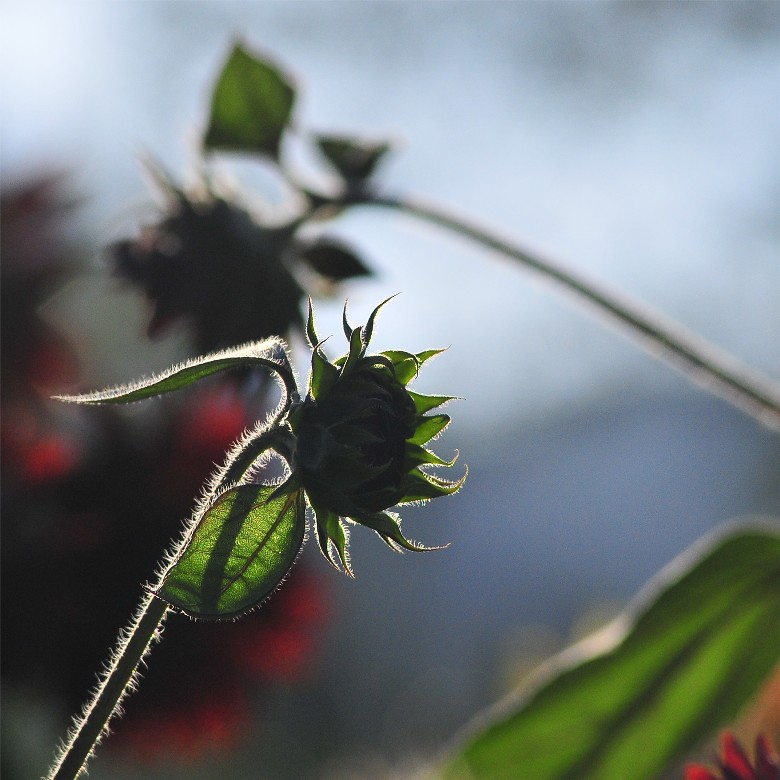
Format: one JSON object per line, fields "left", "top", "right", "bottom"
{"left": 289, "top": 298, "right": 465, "bottom": 573}
{"left": 110, "top": 169, "right": 371, "bottom": 354}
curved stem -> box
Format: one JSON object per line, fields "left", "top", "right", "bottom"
{"left": 47, "top": 593, "right": 169, "bottom": 780}
{"left": 359, "top": 192, "right": 780, "bottom": 429}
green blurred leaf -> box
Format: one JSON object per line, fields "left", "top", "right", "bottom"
{"left": 204, "top": 42, "right": 295, "bottom": 158}
{"left": 156, "top": 483, "right": 305, "bottom": 619}
{"left": 54, "top": 340, "right": 295, "bottom": 407}
{"left": 315, "top": 134, "right": 391, "bottom": 182}
{"left": 444, "top": 526, "right": 780, "bottom": 780}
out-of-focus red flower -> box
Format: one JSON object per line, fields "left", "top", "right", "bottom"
{"left": 111, "top": 569, "right": 328, "bottom": 763}
{"left": 685, "top": 733, "right": 780, "bottom": 780}
{"left": 2, "top": 175, "right": 331, "bottom": 766}
{"left": 1, "top": 176, "right": 84, "bottom": 487}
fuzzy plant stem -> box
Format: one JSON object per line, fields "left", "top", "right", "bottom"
{"left": 360, "top": 193, "right": 780, "bottom": 429}
{"left": 46, "top": 423, "right": 290, "bottom": 780}
{"left": 47, "top": 593, "right": 169, "bottom": 780}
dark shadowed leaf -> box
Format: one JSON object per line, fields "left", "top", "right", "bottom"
{"left": 157, "top": 483, "right": 306, "bottom": 619}
{"left": 444, "top": 525, "right": 780, "bottom": 780}
{"left": 299, "top": 239, "right": 372, "bottom": 280}
{"left": 204, "top": 42, "right": 295, "bottom": 159}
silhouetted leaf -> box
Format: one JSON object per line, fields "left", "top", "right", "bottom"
{"left": 299, "top": 239, "right": 372, "bottom": 280}
{"left": 445, "top": 526, "right": 780, "bottom": 780}
{"left": 157, "top": 483, "right": 305, "bottom": 619}
{"left": 204, "top": 42, "right": 295, "bottom": 159}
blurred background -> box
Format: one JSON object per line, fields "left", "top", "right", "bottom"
{"left": 2, "top": 2, "right": 779, "bottom": 778}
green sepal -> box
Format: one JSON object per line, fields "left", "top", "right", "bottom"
{"left": 377, "top": 348, "right": 445, "bottom": 385}
{"left": 380, "top": 350, "right": 420, "bottom": 385}
{"left": 405, "top": 441, "right": 458, "bottom": 468}
{"left": 305, "top": 297, "right": 320, "bottom": 349}
{"left": 309, "top": 346, "right": 339, "bottom": 400}
{"left": 362, "top": 295, "right": 396, "bottom": 350}
{"left": 356, "top": 511, "right": 440, "bottom": 553}
{"left": 54, "top": 340, "right": 296, "bottom": 410}
{"left": 396, "top": 468, "right": 466, "bottom": 503}
{"left": 313, "top": 504, "right": 352, "bottom": 575}
{"left": 339, "top": 325, "right": 366, "bottom": 377}
{"left": 407, "top": 391, "right": 456, "bottom": 414}
{"left": 156, "top": 482, "right": 306, "bottom": 619}
{"left": 342, "top": 301, "right": 355, "bottom": 341}
{"left": 203, "top": 42, "right": 295, "bottom": 159}
{"left": 415, "top": 348, "right": 447, "bottom": 366}
{"left": 410, "top": 414, "right": 450, "bottom": 445}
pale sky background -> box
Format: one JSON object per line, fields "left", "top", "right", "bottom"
{"left": 3, "top": 1, "right": 779, "bottom": 432}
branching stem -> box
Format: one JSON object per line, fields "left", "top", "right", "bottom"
{"left": 359, "top": 192, "right": 780, "bottom": 429}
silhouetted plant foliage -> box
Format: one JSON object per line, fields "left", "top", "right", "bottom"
{"left": 41, "top": 38, "right": 780, "bottom": 780}
{"left": 108, "top": 40, "right": 383, "bottom": 354}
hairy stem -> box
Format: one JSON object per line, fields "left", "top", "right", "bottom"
{"left": 46, "top": 419, "right": 294, "bottom": 779}
{"left": 360, "top": 192, "right": 780, "bottom": 428}
{"left": 47, "top": 593, "right": 169, "bottom": 780}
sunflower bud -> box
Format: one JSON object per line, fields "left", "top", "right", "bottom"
{"left": 289, "top": 298, "right": 465, "bottom": 573}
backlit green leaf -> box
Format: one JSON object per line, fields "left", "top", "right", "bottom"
{"left": 444, "top": 525, "right": 780, "bottom": 780}
{"left": 204, "top": 42, "right": 295, "bottom": 159}
{"left": 55, "top": 340, "right": 295, "bottom": 407}
{"left": 156, "top": 483, "right": 305, "bottom": 619}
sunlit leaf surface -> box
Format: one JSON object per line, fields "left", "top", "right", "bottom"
{"left": 55, "top": 341, "right": 291, "bottom": 405}
{"left": 445, "top": 526, "right": 780, "bottom": 780}
{"left": 157, "top": 483, "right": 305, "bottom": 619}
